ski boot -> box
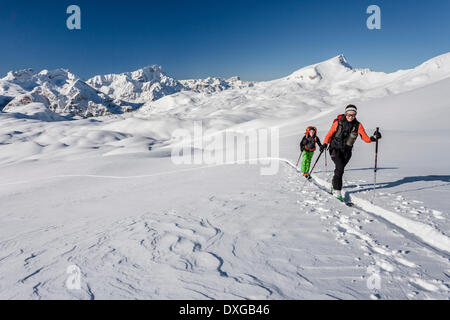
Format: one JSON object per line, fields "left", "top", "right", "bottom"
{"left": 331, "top": 188, "right": 353, "bottom": 206}
{"left": 331, "top": 188, "right": 343, "bottom": 201}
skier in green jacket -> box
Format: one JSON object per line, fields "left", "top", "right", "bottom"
{"left": 299, "top": 126, "right": 322, "bottom": 178}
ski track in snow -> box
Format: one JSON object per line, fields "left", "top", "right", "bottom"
{"left": 283, "top": 165, "right": 450, "bottom": 299}
{"left": 283, "top": 158, "right": 450, "bottom": 258}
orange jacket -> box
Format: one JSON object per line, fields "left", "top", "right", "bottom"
{"left": 323, "top": 120, "right": 372, "bottom": 145}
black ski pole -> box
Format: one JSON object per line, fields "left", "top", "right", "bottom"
{"left": 372, "top": 127, "right": 380, "bottom": 202}
{"left": 308, "top": 149, "right": 324, "bottom": 177}
{"left": 295, "top": 151, "right": 302, "bottom": 168}
{"left": 299, "top": 150, "right": 324, "bottom": 192}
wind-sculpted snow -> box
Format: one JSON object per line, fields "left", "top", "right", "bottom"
{"left": 0, "top": 155, "right": 448, "bottom": 299}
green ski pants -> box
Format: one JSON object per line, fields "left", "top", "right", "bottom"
{"left": 301, "top": 150, "right": 314, "bottom": 173}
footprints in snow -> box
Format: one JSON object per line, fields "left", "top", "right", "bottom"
{"left": 284, "top": 166, "right": 450, "bottom": 299}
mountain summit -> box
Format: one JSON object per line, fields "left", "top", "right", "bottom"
{"left": 286, "top": 54, "right": 355, "bottom": 86}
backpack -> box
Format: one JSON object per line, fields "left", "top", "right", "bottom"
{"left": 330, "top": 114, "right": 359, "bottom": 150}
{"left": 302, "top": 126, "right": 318, "bottom": 151}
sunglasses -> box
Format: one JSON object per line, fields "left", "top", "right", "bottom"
{"left": 345, "top": 113, "right": 356, "bottom": 117}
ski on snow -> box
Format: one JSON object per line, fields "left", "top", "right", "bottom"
{"left": 297, "top": 170, "right": 354, "bottom": 207}
{"left": 329, "top": 189, "right": 354, "bottom": 207}
{"left": 337, "top": 197, "right": 354, "bottom": 207}
{"left": 328, "top": 187, "right": 354, "bottom": 207}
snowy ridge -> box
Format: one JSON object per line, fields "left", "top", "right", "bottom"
{"left": 86, "top": 65, "right": 185, "bottom": 104}
{"left": 1, "top": 68, "right": 124, "bottom": 117}
{"left": 179, "top": 76, "right": 251, "bottom": 92}
{"left": 137, "top": 52, "right": 450, "bottom": 123}
{"left": 86, "top": 66, "right": 251, "bottom": 109}
{"left": 284, "top": 52, "right": 450, "bottom": 98}
{"left": 0, "top": 65, "right": 251, "bottom": 117}
{"left": 2, "top": 52, "right": 450, "bottom": 118}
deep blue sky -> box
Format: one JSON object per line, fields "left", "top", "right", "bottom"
{"left": 1, "top": 0, "right": 449, "bottom": 81}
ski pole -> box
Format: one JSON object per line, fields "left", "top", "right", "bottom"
{"left": 295, "top": 151, "right": 302, "bottom": 168}
{"left": 308, "top": 149, "right": 324, "bottom": 177}
{"left": 300, "top": 150, "right": 324, "bottom": 192}
{"left": 372, "top": 127, "right": 380, "bottom": 202}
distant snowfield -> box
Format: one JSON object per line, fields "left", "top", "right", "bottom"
{"left": 0, "top": 54, "right": 449, "bottom": 299}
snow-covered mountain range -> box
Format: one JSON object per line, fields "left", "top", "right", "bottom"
{"left": 1, "top": 53, "right": 449, "bottom": 118}
{"left": 0, "top": 65, "right": 252, "bottom": 117}
{"left": 0, "top": 68, "right": 122, "bottom": 117}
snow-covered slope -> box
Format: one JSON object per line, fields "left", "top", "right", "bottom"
{"left": 286, "top": 53, "right": 450, "bottom": 92}
{"left": 285, "top": 52, "right": 450, "bottom": 97}
{"left": 0, "top": 52, "right": 449, "bottom": 300}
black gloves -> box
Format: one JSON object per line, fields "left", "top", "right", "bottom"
{"left": 320, "top": 144, "right": 327, "bottom": 152}
{"left": 374, "top": 130, "right": 382, "bottom": 139}
{"left": 370, "top": 130, "right": 382, "bottom": 141}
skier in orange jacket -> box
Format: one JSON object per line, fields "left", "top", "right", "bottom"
{"left": 320, "top": 105, "right": 382, "bottom": 200}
